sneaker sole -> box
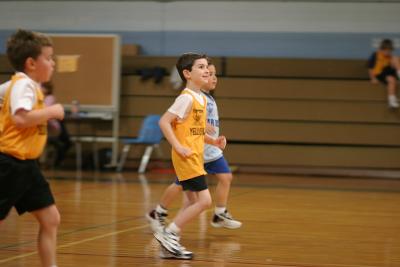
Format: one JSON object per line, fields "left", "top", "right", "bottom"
{"left": 211, "top": 221, "right": 242, "bottom": 229}
{"left": 160, "top": 248, "right": 193, "bottom": 260}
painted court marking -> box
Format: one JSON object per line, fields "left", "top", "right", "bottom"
{"left": 0, "top": 224, "right": 148, "bottom": 264}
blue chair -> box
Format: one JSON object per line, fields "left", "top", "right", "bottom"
{"left": 117, "top": 115, "right": 164, "bottom": 173}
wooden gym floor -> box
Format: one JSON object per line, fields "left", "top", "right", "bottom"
{"left": 0, "top": 170, "right": 399, "bottom": 267}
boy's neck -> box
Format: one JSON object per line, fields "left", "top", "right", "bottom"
{"left": 186, "top": 81, "right": 203, "bottom": 93}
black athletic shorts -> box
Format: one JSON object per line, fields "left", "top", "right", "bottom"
{"left": 376, "top": 66, "right": 398, "bottom": 84}
{"left": 0, "top": 152, "right": 55, "bottom": 220}
{"left": 180, "top": 175, "right": 208, "bottom": 192}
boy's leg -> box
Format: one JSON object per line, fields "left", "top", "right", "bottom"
{"left": 215, "top": 172, "right": 232, "bottom": 208}
{"left": 160, "top": 181, "right": 182, "bottom": 208}
{"left": 31, "top": 205, "right": 60, "bottom": 267}
{"left": 147, "top": 181, "right": 182, "bottom": 233}
{"left": 212, "top": 172, "right": 242, "bottom": 229}
{"left": 173, "top": 189, "right": 211, "bottom": 228}
{"left": 205, "top": 157, "right": 242, "bottom": 229}
{"left": 154, "top": 176, "right": 210, "bottom": 257}
{"left": 386, "top": 75, "right": 399, "bottom": 108}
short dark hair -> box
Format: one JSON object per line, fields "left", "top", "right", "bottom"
{"left": 380, "top": 39, "right": 394, "bottom": 50}
{"left": 6, "top": 29, "right": 52, "bottom": 72}
{"left": 176, "top": 52, "right": 208, "bottom": 82}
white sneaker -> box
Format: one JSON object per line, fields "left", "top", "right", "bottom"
{"left": 388, "top": 95, "right": 399, "bottom": 109}
{"left": 146, "top": 210, "right": 167, "bottom": 233}
{"left": 159, "top": 246, "right": 193, "bottom": 260}
{"left": 211, "top": 210, "right": 242, "bottom": 229}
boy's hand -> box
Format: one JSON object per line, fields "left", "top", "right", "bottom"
{"left": 49, "top": 104, "right": 65, "bottom": 120}
{"left": 175, "top": 145, "right": 193, "bottom": 158}
{"left": 206, "top": 123, "right": 216, "bottom": 135}
{"left": 215, "top": 136, "right": 227, "bottom": 150}
{"left": 370, "top": 78, "right": 379, "bottom": 84}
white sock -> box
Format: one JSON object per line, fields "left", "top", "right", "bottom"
{"left": 167, "top": 222, "right": 181, "bottom": 234}
{"left": 156, "top": 204, "right": 168, "bottom": 214}
{"left": 215, "top": 206, "right": 226, "bottom": 215}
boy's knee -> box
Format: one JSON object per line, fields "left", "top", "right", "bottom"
{"left": 387, "top": 76, "right": 396, "bottom": 84}
{"left": 199, "top": 194, "right": 212, "bottom": 209}
{"left": 221, "top": 173, "right": 233, "bottom": 183}
{"left": 41, "top": 209, "right": 61, "bottom": 229}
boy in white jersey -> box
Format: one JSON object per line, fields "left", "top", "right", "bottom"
{"left": 0, "top": 29, "right": 64, "bottom": 267}
{"left": 147, "top": 62, "right": 241, "bottom": 242}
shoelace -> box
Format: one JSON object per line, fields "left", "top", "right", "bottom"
{"left": 166, "top": 231, "right": 191, "bottom": 254}
{"left": 221, "top": 211, "right": 233, "bottom": 220}
{"left": 156, "top": 212, "right": 167, "bottom": 227}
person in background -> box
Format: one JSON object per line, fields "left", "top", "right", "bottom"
{"left": 41, "top": 81, "right": 71, "bottom": 167}
{"left": 368, "top": 39, "right": 400, "bottom": 108}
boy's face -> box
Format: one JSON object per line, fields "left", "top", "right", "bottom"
{"left": 381, "top": 48, "right": 393, "bottom": 56}
{"left": 184, "top": 58, "right": 209, "bottom": 87}
{"left": 203, "top": 65, "right": 217, "bottom": 91}
{"left": 28, "top": 46, "right": 55, "bottom": 83}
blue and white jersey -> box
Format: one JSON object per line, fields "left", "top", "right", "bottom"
{"left": 202, "top": 91, "right": 223, "bottom": 163}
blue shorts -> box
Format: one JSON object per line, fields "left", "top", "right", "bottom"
{"left": 175, "top": 156, "right": 231, "bottom": 185}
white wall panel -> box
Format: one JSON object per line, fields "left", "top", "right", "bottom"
{"left": 0, "top": 1, "right": 399, "bottom": 33}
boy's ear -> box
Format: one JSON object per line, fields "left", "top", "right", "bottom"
{"left": 182, "top": 69, "right": 191, "bottom": 80}
{"left": 25, "top": 57, "right": 36, "bottom": 71}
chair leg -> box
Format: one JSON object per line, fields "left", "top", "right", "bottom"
{"left": 138, "top": 145, "right": 154, "bottom": 173}
{"left": 154, "top": 144, "right": 164, "bottom": 159}
{"left": 116, "top": 144, "right": 131, "bottom": 172}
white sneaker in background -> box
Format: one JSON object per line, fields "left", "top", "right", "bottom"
{"left": 388, "top": 95, "right": 399, "bottom": 109}
{"left": 211, "top": 210, "right": 242, "bottom": 229}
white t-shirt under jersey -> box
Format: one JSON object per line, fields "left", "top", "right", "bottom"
{"left": 168, "top": 88, "right": 205, "bottom": 120}
{"left": 0, "top": 72, "right": 38, "bottom": 114}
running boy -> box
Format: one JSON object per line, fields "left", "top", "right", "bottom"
{"left": 154, "top": 53, "right": 226, "bottom": 259}
{"left": 0, "top": 29, "right": 64, "bottom": 267}
{"left": 147, "top": 61, "right": 241, "bottom": 235}
{"left": 368, "top": 39, "right": 400, "bottom": 108}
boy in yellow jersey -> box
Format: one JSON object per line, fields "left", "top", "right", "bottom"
{"left": 147, "top": 62, "right": 241, "bottom": 240}
{"left": 368, "top": 39, "right": 400, "bottom": 108}
{"left": 154, "top": 53, "right": 226, "bottom": 259}
{"left": 0, "top": 29, "right": 64, "bottom": 267}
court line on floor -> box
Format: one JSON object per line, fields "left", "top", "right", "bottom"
{"left": 0, "top": 190, "right": 252, "bottom": 265}
{"left": 0, "top": 223, "right": 149, "bottom": 264}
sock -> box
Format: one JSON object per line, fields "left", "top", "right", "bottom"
{"left": 215, "top": 206, "right": 226, "bottom": 215}
{"left": 167, "top": 222, "right": 181, "bottom": 234}
{"left": 156, "top": 204, "right": 168, "bottom": 214}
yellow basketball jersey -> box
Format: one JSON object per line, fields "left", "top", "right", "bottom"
{"left": 0, "top": 74, "right": 47, "bottom": 160}
{"left": 171, "top": 89, "right": 207, "bottom": 181}
{"left": 372, "top": 51, "right": 392, "bottom": 75}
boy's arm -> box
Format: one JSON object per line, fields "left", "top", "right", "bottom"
{"left": 205, "top": 134, "right": 226, "bottom": 150}
{"left": 368, "top": 69, "right": 379, "bottom": 84}
{"left": 13, "top": 104, "right": 64, "bottom": 128}
{"left": 367, "top": 53, "right": 379, "bottom": 83}
{"left": 159, "top": 111, "right": 192, "bottom": 158}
